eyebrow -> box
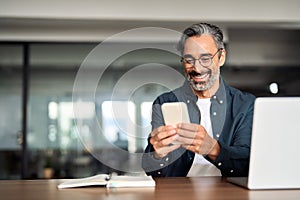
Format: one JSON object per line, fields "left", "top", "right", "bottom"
{"left": 183, "top": 53, "right": 212, "bottom": 58}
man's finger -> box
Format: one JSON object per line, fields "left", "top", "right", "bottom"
{"left": 176, "top": 128, "right": 197, "bottom": 139}
{"left": 177, "top": 123, "right": 205, "bottom": 132}
{"left": 151, "top": 125, "right": 176, "bottom": 137}
{"left": 175, "top": 135, "right": 196, "bottom": 145}
{"left": 154, "top": 144, "right": 181, "bottom": 159}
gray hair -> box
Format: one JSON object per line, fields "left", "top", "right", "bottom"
{"left": 177, "top": 23, "right": 224, "bottom": 55}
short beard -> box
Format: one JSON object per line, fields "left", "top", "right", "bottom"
{"left": 187, "top": 68, "right": 220, "bottom": 91}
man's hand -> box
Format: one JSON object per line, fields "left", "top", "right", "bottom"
{"left": 150, "top": 125, "right": 181, "bottom": 159}
{"left": 176, "top": 123, "right": 220, "bottom": 160}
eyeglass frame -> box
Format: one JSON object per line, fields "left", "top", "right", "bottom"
{"left": 181, "top": 48, "right": 223, "bottom": 68}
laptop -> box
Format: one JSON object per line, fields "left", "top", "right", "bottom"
{"left": 227, "top": 97, "right": 300, "bottom": 190}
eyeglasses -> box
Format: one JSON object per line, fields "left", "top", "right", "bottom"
{"left": 181, "top": 48, "right": 223, "bottom": 68}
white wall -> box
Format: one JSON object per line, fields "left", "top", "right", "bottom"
{"left": 1, "top": 0, "right": 300, "bottom": 22}
{"left": 0, "top": 0, "right": 300, "bottom": 42}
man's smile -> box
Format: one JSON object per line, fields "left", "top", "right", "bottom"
{"left": 188, "top": 70, "right": 211, "bottom": 83}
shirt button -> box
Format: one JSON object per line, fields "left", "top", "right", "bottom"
{"left": 216, "top": 134, "right": 220, "bottom": 138}
{"left": 219, "top": 100, "right": 223, "bottom": 104}
{"left": 230, "top": 170, "right": 234, "bottom": 173}
{"left": 157, "top": 171, "right": 161, "bottom": 175}
{"left": 218, "top": 162, "right": 222, "bottom": 166}
{"left": 160, "top": 163, "right": 164, "bottom": 167}
{"left": 213, "top": 112, "right": 217, "bottom": 116}
{"left": 213, "top": 96, "right": 217, "bottom": 99}
{"left": 165, "top": 157, "right": 169, "bottom": 162}
{"left": 187, "top": 100, "right": 190, "bottom": 103}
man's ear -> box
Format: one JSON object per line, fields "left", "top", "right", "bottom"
{"left": 219, "top": 48, "right": 226, "bottom": 67}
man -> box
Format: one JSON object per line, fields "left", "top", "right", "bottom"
{"left": 142, "top": 23, "right": 256, "bottom": 177}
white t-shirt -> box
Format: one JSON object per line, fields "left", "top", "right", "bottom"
{"left": 187, "top": 98, "right": 221, "bottom": 177}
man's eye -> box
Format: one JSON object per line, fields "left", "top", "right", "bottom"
{"left": 201, "top": 57, "right": 210, "bottom": 63}
{"left": 185, "top": 59, "right": 194, "bottom": 64}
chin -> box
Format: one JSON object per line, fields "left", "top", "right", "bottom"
{"left": 190, "top": 80, "right": 209, "bottom": 91}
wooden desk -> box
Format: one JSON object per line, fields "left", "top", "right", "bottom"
{"left": 1, "top": 177, "right": 300, "bottom": 200}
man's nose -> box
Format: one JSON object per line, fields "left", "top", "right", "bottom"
{"left": 193, "top": 59, "right": 205, "bottom": 71}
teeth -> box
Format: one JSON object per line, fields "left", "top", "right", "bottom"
{"left": 195, "top": 73, "right": 208, "bottom": 79}
{"left": 200, "top": 74, "right": 207, "bottom": 78}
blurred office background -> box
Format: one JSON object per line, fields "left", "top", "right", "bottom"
{"left": 0, "top": 0, "right": 300, "bottom": 179}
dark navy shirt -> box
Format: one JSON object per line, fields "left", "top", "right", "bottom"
{"left": 142, "top": 77, "right": 256, "bottom": 177}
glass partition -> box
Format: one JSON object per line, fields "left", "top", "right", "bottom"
{"left": 0, "top": 44, "right": 23, "bottom": 179}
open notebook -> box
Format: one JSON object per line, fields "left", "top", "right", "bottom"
{"left": 57, "top": 174, "right": 155, "bottom": 189}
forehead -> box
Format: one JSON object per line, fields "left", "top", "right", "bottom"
{"left": 183, "top": 35, "right": 217, "bottom": 54}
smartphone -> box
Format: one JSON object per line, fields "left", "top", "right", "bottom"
{"left": 161, "top": 102, "right": 190, "bottom": 126}
{"left": 161, "top": 102, "right": 190, "bottom": 144}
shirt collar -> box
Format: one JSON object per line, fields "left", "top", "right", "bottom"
{"left": 211, "top": 77, "right": 226, "bottom": 105}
